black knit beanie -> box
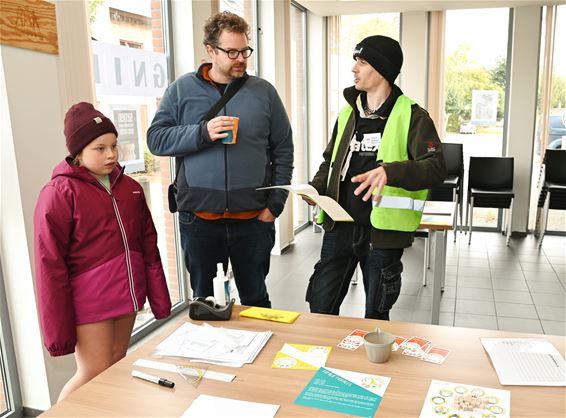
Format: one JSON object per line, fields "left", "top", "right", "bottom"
{"left": 353, "top": 35, "right": 403, "bottom": 84}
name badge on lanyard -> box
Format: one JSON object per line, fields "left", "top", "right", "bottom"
{"left": 362, "top": 132, "right": 381, "bottom": 151}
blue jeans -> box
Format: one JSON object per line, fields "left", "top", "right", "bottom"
{"left": 364, "top": 247, "right": 404, "bottom": 320}
{"left": 179, "top": 212, "right": 275, "bottom": 307}
{"left": 306, "top": 223, "right": 371, "bottom": 315}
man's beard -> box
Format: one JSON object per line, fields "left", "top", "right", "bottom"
{"left": 230, "top": 63, "right": 246, "bottom": 77}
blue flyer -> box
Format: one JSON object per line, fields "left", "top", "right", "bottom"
{"left": 294, "top": 367, "right": 391, "bottom": 417}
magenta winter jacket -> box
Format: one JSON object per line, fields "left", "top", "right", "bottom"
{"left": 34, "top": 159, "right": 172, "bottom": 357}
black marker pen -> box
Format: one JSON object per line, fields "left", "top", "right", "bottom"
{"left": 132, "top": 370, "right": 175, "bottom": 388}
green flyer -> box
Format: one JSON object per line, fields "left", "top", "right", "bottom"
{"left": 294, "top": 367, "right": 390, "bottom": 417}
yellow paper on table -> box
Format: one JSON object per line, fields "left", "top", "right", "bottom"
{"left": 239, "top": 307, "right": 300, "bottom": 324}
{"left": 271, "top": 344, "right": 332, "bottom": 370}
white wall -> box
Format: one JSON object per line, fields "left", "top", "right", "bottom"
{"left": 258, "top": 0, "right": 294, "bottom": 253}
{"left": 399, "top": 11, "right": 429, "bottom": 106}
{"left": 506, "top": 6, "right": 542, "bottom": 234}
{"left": 0, "top": 50, "right": 53, "bottom": 410}
{"left": 1, "top": 30, "right": 65, "bottom": 414}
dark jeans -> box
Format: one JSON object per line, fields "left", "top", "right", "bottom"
{"left": 179, "top": 212, "right": 275, "bottom": 307}
{"left": 306, "top": 223, "right": 371, "bottom": 315}
{"left": 364, "top": 247, "right": 404, "bottom": 320}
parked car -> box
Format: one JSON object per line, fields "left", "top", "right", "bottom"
{"left": 459, "top": 122, "right": 476, "bottom": 134}
{"left": 548, "top": 113, "right": 566, "bottom": 149}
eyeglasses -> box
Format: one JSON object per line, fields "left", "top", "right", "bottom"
{"left": 215, "top": 46, "right": 254, "bottom": 59}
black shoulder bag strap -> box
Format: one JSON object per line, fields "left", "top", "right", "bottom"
{"left": 168, "top": 75, "right": 248, "bottom": 213}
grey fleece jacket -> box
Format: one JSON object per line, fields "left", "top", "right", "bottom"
{"left": 147, "top": 64, "right": 294, "bottom": 216}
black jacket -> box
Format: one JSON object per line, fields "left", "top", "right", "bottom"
{"left": 310, "top": 85, "right": 446, "bottom": 248}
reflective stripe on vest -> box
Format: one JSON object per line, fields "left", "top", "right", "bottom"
{"left": 316, "top": 105, "right": 354, "bottom": 224}
{"left": 371, "top": 94, "right": 428, "bottom": 232}
{"left": 373, "top": 195, "right": 426, "bottom": 212}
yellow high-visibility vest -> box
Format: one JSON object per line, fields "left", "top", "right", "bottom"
{"left": 318, "top": 95, "right": 427, "bottom": 232}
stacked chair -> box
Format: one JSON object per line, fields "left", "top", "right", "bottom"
{"left": 422, "top": 142, "right": 464, "bottom": 287}
{"left": 536, "top": 149, "right": 566, "bottom": 247}
{"left": 429, "top": 142, "right": 464, "bottom": 242}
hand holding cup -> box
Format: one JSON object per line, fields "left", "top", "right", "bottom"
{"left": 207, "top": 116, "right": 239, "bottom": 144}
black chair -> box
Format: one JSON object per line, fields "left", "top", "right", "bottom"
{"left": 429, "top": 143, "right": 464, "bottom": 242}
{"left": 420, "top": 143, "right": 463, "bottom": 286}
{"left": 466, "top": 157, "right": 514, "bottom": 246}
{"left": 536, "top": 149, "right": 566, "bottom": 247}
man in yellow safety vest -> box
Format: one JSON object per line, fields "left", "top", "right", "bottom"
{"left": 305, "top": 35, "right": 446, "bottom": 320}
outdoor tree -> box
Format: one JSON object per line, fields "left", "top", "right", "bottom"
{"left": 445, "top": 44, "right": 505, "bottom": 132}
{"left": 88, "top": 0, "right": 106, "bottom": 23}
{"left": 338, "top": 14, "right": 400, "bottom": 60}
{"left": 489, "top": 57, "right": 507, "bottom": 119}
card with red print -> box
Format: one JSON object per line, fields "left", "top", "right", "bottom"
{"left": 402, "top": 336, "right": 431, "bottom": 358}
{"left": 337, "top": 329, "right": 368, "bottom": 351}
{"left": 422, "top": 346, "right": 451, "bottom": 364}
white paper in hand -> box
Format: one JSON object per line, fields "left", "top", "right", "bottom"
{"left": 257, "top": 184, "right": 353, "bottom": 222}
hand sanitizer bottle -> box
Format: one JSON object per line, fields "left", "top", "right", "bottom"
{"left": 213, "top": 263, "right": 228, "bottom": 307}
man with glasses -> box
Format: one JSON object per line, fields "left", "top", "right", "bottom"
{"left": 148, "top": 12, "right": 293, "bottom": 308}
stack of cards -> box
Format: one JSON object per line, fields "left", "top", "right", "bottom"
{"left": 393, "top": 335, "right": 451, "bottom": 364}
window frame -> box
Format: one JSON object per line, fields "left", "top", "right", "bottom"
{"left": 129, "top": 0, "right": 191, "bottom": 345}
{"left": 290, "top": 0, "right": 310, "bottom": 233}
{"left": 0, "top": 257, "right": 22, "bottom": 418}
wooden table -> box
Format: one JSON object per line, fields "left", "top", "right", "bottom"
{"left": 420, "top": 201, "right": 455, "bottom": 325}
{"left": 41, "top": 306, "right": 565, "bottom": 417}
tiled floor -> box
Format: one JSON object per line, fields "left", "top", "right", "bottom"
{"left": 265, "top": 227, "right": 566, "bottom": 336}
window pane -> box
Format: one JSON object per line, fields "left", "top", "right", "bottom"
{"left": 444, "top": 8, "right": 509, "bottom": 229}
{"left": 329, "top": 13, "right": 400, "bottom": 132}
{"left": 89, "top": 0, "right": 184, "bottom": 331}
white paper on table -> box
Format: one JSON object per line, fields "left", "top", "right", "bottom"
{"left": 153, "top": 322, "right": 272, "bottom": 366}
{"left": 181, "top": 394, "right": 279, "bottom": 418}
{"left": 257, "top": 185, "right": 353, "bottom": 222}
{"left": 481, "top": 338, "right": 566, "bottom": 386}
{"left": 132, "top": 359, "right": 235, "bottom": 382}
